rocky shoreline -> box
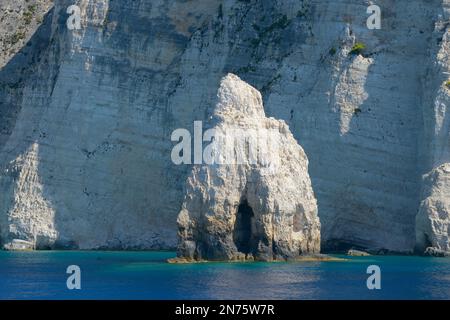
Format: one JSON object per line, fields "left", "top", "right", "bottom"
{"left": 167, "top": 254, "right": 347, "bottom": 264}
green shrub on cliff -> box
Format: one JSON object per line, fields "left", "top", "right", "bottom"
{"left": 23, "top": 11, "right": 33, "bottom": 25}
{"left": 23, "top": 5, "right": 37, "bottom": 25}
{"left": 349, "top": 42, "right": 366, "bottom": 55}
{"left": 8, "top": 31, "right": 26, "bottom": 45}
{"left": 445, "top": 80, "right": 450, "bottom": 89}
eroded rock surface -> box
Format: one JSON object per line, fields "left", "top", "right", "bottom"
{"left": 415, "top": 12, "right": 450, "bottom": 255}
{"left": 0, "top": 1, "right": 449, "bottom": 252}
{"left": 416, "top": 164, "right": 450, "bottom": 253}
{"left": 176, "top": 74, "right": 320, "bottom": 261}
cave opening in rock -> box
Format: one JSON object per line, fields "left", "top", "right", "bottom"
{"left": 233, "top": 200, "right": 254, "bottom": 254}
{"left": 417, "top": 232, "right": 432, "bottom": 252}
{"left": 423, "top": 233, "right": 432, "bottom": 248}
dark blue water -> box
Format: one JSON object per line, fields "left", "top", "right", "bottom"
{"left": 0, "top": 251, "right": 449, "bottom": 300}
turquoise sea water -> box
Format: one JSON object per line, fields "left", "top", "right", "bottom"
{"left": 0, "top": 251, "right": 449, "bottom": 300}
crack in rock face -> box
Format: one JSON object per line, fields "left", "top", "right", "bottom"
{"left": 175, "top": 74, "right": 320, "bottom": 262}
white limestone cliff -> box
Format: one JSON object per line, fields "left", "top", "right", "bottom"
{"left": 415, "top": 12, "right": 450, "bottom": 255}
{"left": 0, "top": 0, "right": 449, "bottom": 253}
{"left": 176, "top": 74, "right": 320, "bottom": 261}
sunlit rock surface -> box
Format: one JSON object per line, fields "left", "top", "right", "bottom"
{"left": 176, "top": 74, "right": 320, "bottom": 261}
{"left": 0, "top": 0, "right": 449, "bottom": 252}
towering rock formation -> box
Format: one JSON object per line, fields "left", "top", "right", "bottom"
{"left": 176, "top": 74, "right": 320, "bottom": 261}
{"left": 0, "top": 0, "right": 449, "bottom": 253}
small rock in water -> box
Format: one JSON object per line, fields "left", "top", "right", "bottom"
{"left": 424, "top": 247, "right": 450, "bottom": 257}
{"left": 347, "top": 249, "right": 371, "bottom": 256}
{"left": 3, "top": 239, "right": 34, "bottom": 251}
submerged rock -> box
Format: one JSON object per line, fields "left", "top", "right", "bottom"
{"left": 423, "top": 247, "right": 450, "bottom": 257}
{"left": 176, "top": 74, "right": 320, "bottom": 262}
{"left": 347, "top": 249, "right": 370, "bottom": 256}
{"left": 3, "top": 239, "right": 34, "bottom": 251}
{"left": 416, "top": 163, "right": 450, "bottom": 255}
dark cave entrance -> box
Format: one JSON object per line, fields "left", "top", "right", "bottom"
{"left": 415, "top": 232, "right": 433, "bottom": 253}
{"left": 233, "top": 200, "right": 254, "bottom": 254}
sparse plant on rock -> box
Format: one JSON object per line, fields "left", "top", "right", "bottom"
{"left": 23, "top": 5, "right": 37, "bottom": 25}
{"left": 8, "top": 31, "right": 26, "bottom": 46}
{"left": 349, "top": 42, "right": 366, "bottom": 55}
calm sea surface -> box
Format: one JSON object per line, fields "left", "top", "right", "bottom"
{"left": 0, "top": 251, "right": 449, "bottom": 300}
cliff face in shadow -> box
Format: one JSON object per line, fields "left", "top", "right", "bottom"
{"left": 0, "top": 0, "right": 449, "bottom": 253}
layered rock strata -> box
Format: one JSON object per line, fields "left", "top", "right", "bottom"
{"left": 0, "top": 1, "right": 449, "bottom": 253}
